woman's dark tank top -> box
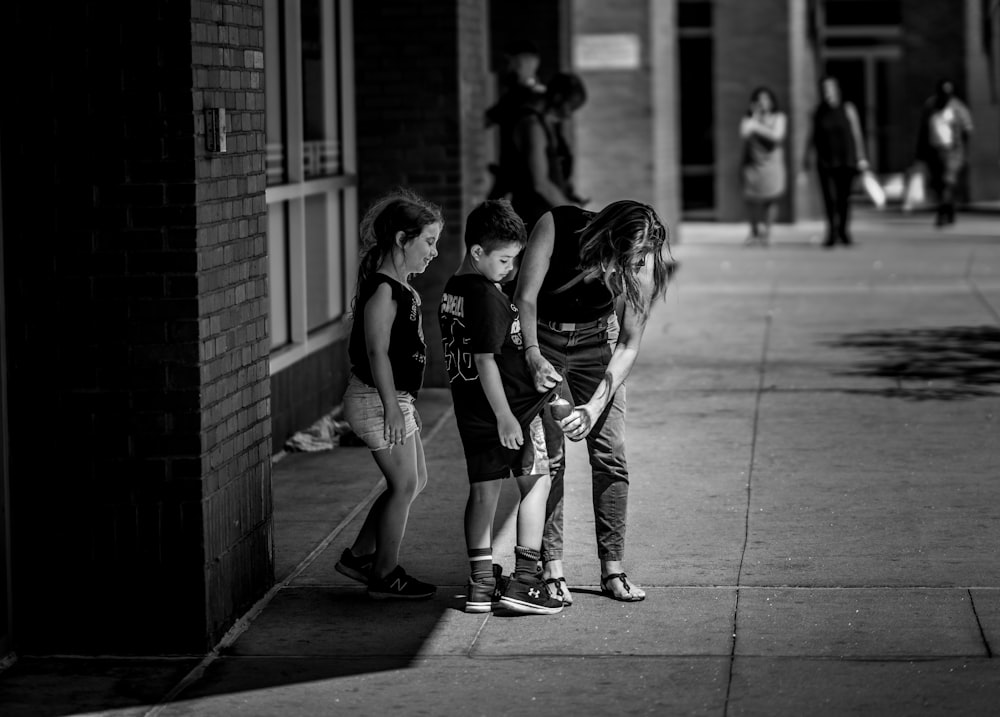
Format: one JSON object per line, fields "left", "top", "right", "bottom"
{"left": 812, "top": 103, "right": 858, "bottom": 169}
{"left": 348, "top": 273, "right": 426, "bottom": 397}
{"left": 536, "top": 205, "right": 615, "bottom": 323}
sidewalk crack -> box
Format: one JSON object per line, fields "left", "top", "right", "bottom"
{"left": 968, "top": 589, "right": 994, "bottom": 658}
{"left": 724, "top": 283, "right": 776, "bottom": 716}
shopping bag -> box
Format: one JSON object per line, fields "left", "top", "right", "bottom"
{"left": 860, "top": 170, "right": 886, "bottom": 209}
{"left": 902, "top": 167, "right": 926, "bottom": 212}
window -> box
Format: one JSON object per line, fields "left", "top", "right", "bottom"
{"left": 265, "top": 0, "right": 357, "bottom": 371}
{"left": 678, "top": 0, "right": 715, "bottom": 219}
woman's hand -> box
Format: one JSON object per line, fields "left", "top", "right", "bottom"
{"left": 497, "top": 411, "right": 524, "bottom": 449}
{"left": 526, "top": 350, "right": 563, "bottom": 392}
{"left": 558, "top": 401, "right": 601, "bottom": 442}
{"left": 383, "top": 404, "right": 407, "bottom": 447}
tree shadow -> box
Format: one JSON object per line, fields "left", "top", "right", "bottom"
{"left": 824, "top": 325, "right": 1000, "bottom": 400}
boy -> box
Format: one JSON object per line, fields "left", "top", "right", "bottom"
{"left": 438, "top": 199, "right": 564, "bottom": 615}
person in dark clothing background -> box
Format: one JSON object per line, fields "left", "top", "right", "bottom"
{"left": 485, "top": 40, "right": 546, "bottom": 201}
{"left": 804, "top": 75, "right": 869, "bottom": 248}
{"left": 506, "top": 72, "right": 588, "bottom": 232}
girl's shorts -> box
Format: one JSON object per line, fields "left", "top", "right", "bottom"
{"left": 342, "top": 374, "right": 419, "bottom": 452}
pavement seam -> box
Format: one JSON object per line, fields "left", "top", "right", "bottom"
{"left": 141, "top": 406, "right": 457, "bottom": 716}
{"left": 724, "top": 281, "right": 775, "bottom": 717}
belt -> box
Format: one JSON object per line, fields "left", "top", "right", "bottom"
{"left": 539, "top": 316, "right": 609, "bottom": 332}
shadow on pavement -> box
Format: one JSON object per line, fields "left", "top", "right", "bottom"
{"left": 826, "top": 325, "right": 1000, "bottom": 400}
{"left": 0, "top": 657, "right": 200, "bottom": 717}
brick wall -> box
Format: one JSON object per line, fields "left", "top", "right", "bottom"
{"left": 190, "top": 0, "right": 273, "bottom": 645}
{"left": 353, "top": 0, "right": 490, "bottom": 388}
{"left": 572, "top": 0, "right": 657, "bottom": 209}
{"left": 271, "top": 342, "right": 349, "bottom": 448}
{"left": 1, "top": 0, "right": 271, "bottom": 653}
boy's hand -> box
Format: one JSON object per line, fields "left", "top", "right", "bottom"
{"left": 559, "top": 402, "right": 600, "bottom": 442}
{"left": 497, "top": 412, "right": 523, "bottom": 449}
{"left": 526, "top": 351, "right": 563, "bottom": 392}
{"left": 383, "top": 404, "right": 407, "bottom": 447}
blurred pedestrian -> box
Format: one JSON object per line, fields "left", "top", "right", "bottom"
{"left": 514, "top": 200, "right": 674, "bottom": 605}
{"left": 740, "top": 86, "right": 787, "bottom": 246}
{"left": 915, "top": 78, "right": 974, "bottom": 227}
{"left": 507, "top": 72, "right": 588, "bottom": 231}
{"left": 804, "top": 75, "right": 869, "bottom": 248}
{"left": 485, "top": 40, "right": 546, "bottom": 201}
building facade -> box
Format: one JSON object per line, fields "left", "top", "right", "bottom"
{"left": 0, "top": 0, "right": 995, "bottom": 656}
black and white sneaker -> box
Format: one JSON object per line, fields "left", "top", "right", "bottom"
{"left": 368, "top": 565, "right": 436, "bottom": 600}
{"left": 497, "top": 573, "right": 564, "bottom": 615}
{"left": 334, "top": 548, "right": 374, "bottom": 585}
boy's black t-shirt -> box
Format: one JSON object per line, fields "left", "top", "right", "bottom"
{"left": 438, "top": 273, "right": 552, "bottom": 454}
{"left": 348, "top": 273, "right": 426, "bottom": 397}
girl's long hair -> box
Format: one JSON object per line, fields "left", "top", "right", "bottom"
{"left": 351, "top": 188, "right": 444, "bottom": 317}
{"left": 576, "top": 200, "right": 673, "bottom": 318}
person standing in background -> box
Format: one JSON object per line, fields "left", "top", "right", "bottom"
{"left": 740, "top": 87, "right": 787, "bottom": 246}
{"left": 804, "top": 75, "right": 869, "bottom": 248}
{"left": 485, "top": 40, "right": 546, "bottom": 202}
{"left": 915, "top": 79, "right": 974, "bottom": 228}
{"left": 507, "top": 72, "right": 588, "bottom": 232}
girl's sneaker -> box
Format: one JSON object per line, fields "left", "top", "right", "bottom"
{"left": 334, "top": 548, "right": 374, "bottom": 585}
{"left": 498, "top": 573, "right": 564, "bottom": 615}
{"left": 368, "top": 566, "right": 436, "bottom": 600}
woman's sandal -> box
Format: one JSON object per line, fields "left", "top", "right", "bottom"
{"left": 544, "top": 577, "right": 573, "bottom": 606}
{"left": 600, "top": 572, "right": 645, "bottom": 602}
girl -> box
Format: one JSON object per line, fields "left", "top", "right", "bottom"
{"left": 334, "top": 189, "right": 443, "bottom": 599}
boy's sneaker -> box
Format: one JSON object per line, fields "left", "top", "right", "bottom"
{"left": 497, "top": 573, "right": 564, "bottom": 615}
{"left": 368, "top": 565, "right": 436, "bottom": 600}
{"left": 334, "top": 548, "right": 374, "bottom": 585}
{"left": 466, "top": 564, "right": 505, "bottom": 613}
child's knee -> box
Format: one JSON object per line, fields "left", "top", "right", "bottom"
{"left": 516, "top": 472, "right": 550, "bottom": 496}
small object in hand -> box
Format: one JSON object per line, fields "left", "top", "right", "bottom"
{"left": 549, "top": 396, "right": 573, "bottom": 421}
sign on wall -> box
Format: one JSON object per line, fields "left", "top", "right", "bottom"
{"left": 574, "top": 33, "right": 641, "bottom": 70}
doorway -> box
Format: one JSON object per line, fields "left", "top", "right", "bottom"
{"left": 0, "top": 141, "right": 12, "bottom": 658}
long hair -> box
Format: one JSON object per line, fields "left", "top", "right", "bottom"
{"left": 351, "top": 188, "right": 443, "bottom": 317}
{"left": 750, "top": 86, "right": 780, "bottom": 112}
{"left": 576, "top": 200, "right": 673, "bottom": 318}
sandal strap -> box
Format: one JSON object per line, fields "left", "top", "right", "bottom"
{"left": 601, "top": 572, "right": 632, "bottom": 592}
{"left": 544, "top": 577, "right": 565, "bottom": 598}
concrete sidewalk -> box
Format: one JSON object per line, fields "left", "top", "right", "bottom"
{"left": 2, "top": 208, "right": 999, "bottom": 716}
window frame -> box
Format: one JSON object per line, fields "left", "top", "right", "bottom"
{"left": 265, "top": 0, "right": 358, "bottom": 375}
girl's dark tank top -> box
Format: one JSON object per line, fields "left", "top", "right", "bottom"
{"left": 348, "top": 273, "right": 426, "bottom": 397}
{"left": 536, "top": 205, "right": 615, "bottom": 323}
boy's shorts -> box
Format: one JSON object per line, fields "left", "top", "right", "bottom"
{"left": 342, "top": 374, "right": 419, "bottom": 452}
{"left": 465, "top": 414, "right": 549, "bottom": 483}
